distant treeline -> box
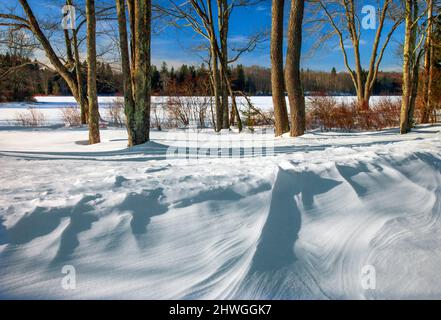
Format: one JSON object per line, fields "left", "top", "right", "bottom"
{"left": 0, "top": 53, "right": 402, "bottom": 102}
{"left": 151, "top": 63, "right": 402, "bottom": 96}
{"left": 0, "top": 53, "right": 121, "bottom": 102}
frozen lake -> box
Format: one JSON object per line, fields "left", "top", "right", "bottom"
{"left": 0, "top": 95, "right": 401, "bottom": 126}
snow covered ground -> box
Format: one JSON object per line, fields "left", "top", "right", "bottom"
{"left": 0, "top": 100, "right": 440, "bottom": 299}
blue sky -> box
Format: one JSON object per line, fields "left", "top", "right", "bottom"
{"left": 151, "top": 0, "right": 404, "bottom": 72}
{"left": 8, "top": 0, "right": 405, "bottom": 72}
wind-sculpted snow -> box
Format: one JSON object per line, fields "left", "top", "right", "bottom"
{"left": 0, "top": 126, "right": 440, "bottom": 299}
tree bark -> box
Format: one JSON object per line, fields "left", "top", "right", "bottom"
{"left": 285, "top": 0, "right": 305, "bottom": 137}
{"left": 271, "top": 0, "right": 289, "bottom": 136}
{"left": 86, "top": 0, "right": 100, "bottom": 144}
{"left": 132, "top": 0, "right": 151, "bottom": 145}
{"left": 127, "top": 0, "right": 136, "bottom": 91}
{"left": 116, "top": 0, "right": 151, "bottom": 146}
{"left": 64, "top": 29, "right": 74, "bottom": 67}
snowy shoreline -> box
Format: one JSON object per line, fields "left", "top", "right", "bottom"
{"left": 0, "top": 95, "right": 402, "bottom": 126}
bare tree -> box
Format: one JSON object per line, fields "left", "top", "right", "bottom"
{"left": 157, "top": 0, "right": 263, "bottom": 132}
{"left": 271, "top": 0, "right": 289, "bottom": 136}
{"left": 0, "top": 0, "right": 112, "bottom": 139}
{"left": 4, "top": 0, "right": 83, "bottom": 107}
{"left": 311, "top": 0, "right": 402, "bottom": 109}
{"left": 1, "top": 1, "right": 117, "bottom": 125}
{"left": 286, "top": 0, "right": 305, "bottom": 136}
{"left": 116, "top": 0, "right": 151, "bottom": 146}
{"left": 0, "top": 28, "right": 38, "bottom": 82}
{"left": 158, "top": 0, "right": 222, "bottom": 131}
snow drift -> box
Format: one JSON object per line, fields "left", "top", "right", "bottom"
{"left": 0, "top": 124, "right": 440, "bottom": 299}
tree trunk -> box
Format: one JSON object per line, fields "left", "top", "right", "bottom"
{"left": 400, "top": 0, "right": 413, "bottom": 134}
{"left": 218, "top": 0, "right": 229, "bottom": 129}
{"left": 344, "top": 1, "right": 366, "bottom": 109}
{"left": 86, "top": 0, "right": 100, "bottom": 144}
{"left": 67, "top": 0, "right": 87, "bottom": 125}
{"left": 127, "top": 0, "right": 136, "bottom": 92}
{"left": 63, "top": 30, "right": 74, "bottom": 67}
{"left": 285, "top": 0, "right": 305, "bottom": 137}
{"left": 72, "top": 29, "right": 87, "bottom": 125}
{"left": 116, "top": 0, "right": 151, "bottom": 146}
{"left": 220, "top": 74, "right": 229, "bottom": 129}
{"left": 211, "top": 39, "right": 222, "bottom": 132}
{"left": 116, "top": 0, "right": 135, "bottom": 145}
{"left": 408, "top": 53, "right": 422, "bottom": 128}
{"left": 406, "top": 0, "right": 421, "bottom": 130}
{"left": 354, "top": 51, "right": 367, "bottom": 109}
{"left": 271, "top": 0, "right": 289, "bottom": 136}
{"left": 219, "top": 66, "right": 242, "bottom": 132}
{"left": 421, "top": 0, "right": 433, "bottom": 124}
{"left": 132, "top": 0, "right": 151, "bottom": 145}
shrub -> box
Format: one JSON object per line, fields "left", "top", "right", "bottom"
{"left": 306, "top": 96, "right": 401, "bottom": 132}
{"left": 14, "top": 107, "right": 46, "bottom": 127}
{"left": 60, "top": 106, "right": 82, "bottom": 127}
{"left": 306, "top": 96, "right": 337, "bottom": 131}
{"left": 370, "top": 97, "right": 401, "bottom": 129}
{"left": 166, "top": 96, "right": 210, "bottom": 128}
{"left": 331, "top": 102, "right": 356, "bottom": 131}
{"left": 106, "top": 99, "right": 125, "bottom": 127}
{"left": 151, "top": 104, "right": 166, "bottom": 130}
{"left": 238, "top": 96, "right": 273, "bottom": 128}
